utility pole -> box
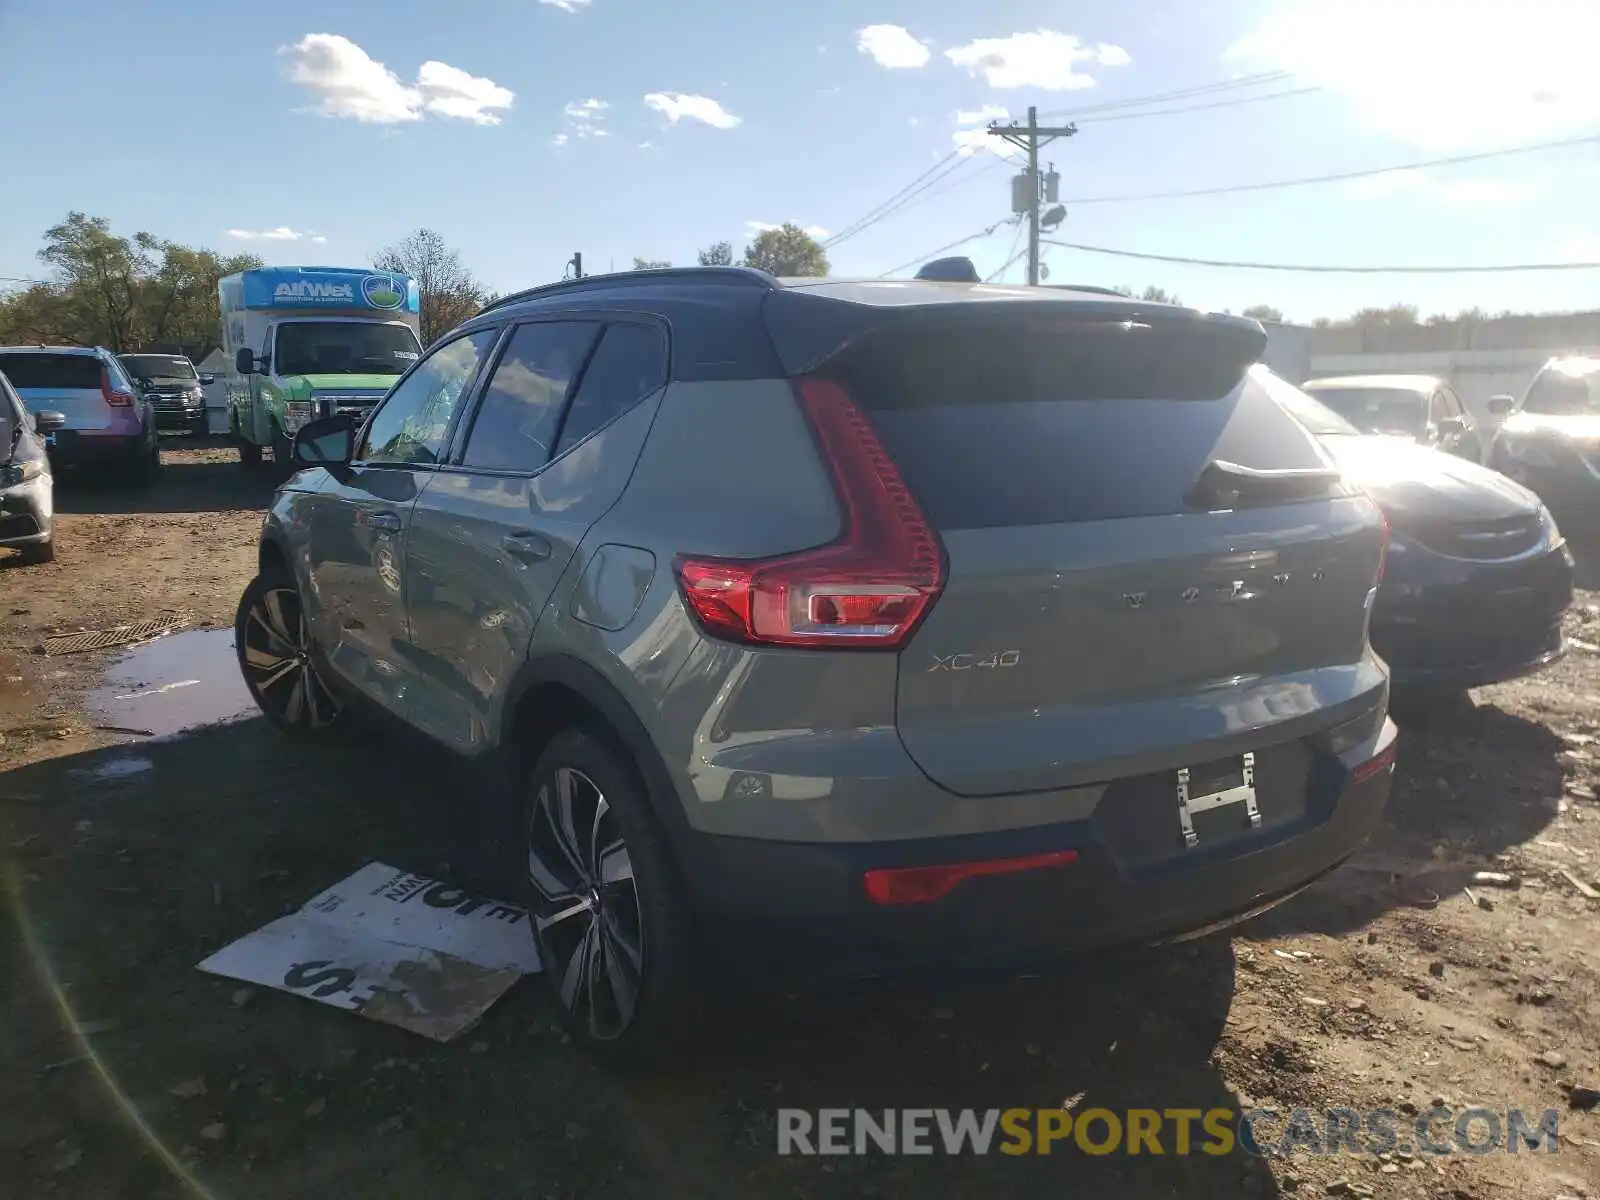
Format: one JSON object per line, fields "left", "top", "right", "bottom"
{"left": 989, "top": 106, "right": 1076, "bottom": 285}
{"left": 565, "top": 251, "right": 584, "bottom": 280}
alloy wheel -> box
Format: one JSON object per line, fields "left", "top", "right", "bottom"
{"left": 239, "top": 584, "right": 341, "bottom": 729}
{"left": 526, "top": 766, "right": 644, "bottom": 1041}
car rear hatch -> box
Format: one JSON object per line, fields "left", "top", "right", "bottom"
{"left": 774, "top": 298, "right": 1387, "bottom": 799}
{"left": 0, "top": 353, "right": 116, "bottom": 431}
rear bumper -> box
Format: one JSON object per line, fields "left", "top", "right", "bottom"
{"left": 45, "top": 429, "right": 147, "bottom": 466}
{"left": 680, "top": 719, "right": 1396, "bottom": 973}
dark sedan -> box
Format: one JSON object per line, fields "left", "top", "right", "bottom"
{"left": 1263, "top": 368, "right": 1573, "bottom": 697}
{"left": 1487, "top": 355, "right": 1600, "bottom": 524}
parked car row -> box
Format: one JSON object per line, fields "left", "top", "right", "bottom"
{"left": 227, "top": 267, "right": 1579, "bottom": 1060}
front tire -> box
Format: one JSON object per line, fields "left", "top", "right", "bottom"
{"left": 234, "top": 570, "right": 344, "bottom": 736}
{"left": 522, "top": 728, "right": 694, "bottom": 1062}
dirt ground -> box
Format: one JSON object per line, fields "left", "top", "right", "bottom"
{"left": 2, "top": 442, "right": 1598, "bottom": 1200}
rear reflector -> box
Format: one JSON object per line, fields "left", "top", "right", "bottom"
{"left": 863, "top": 849, "right": 1080, "bottom": 906}
{"left": 101, "top": 369, "right": 134, "bottom": 408}
{"left": 1348, "top": 739, "right": 1398, "bottom": 786}
{"left": 674, "top": 377, "right": 944, "bottom": 649}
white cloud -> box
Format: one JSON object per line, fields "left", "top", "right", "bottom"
{"left": 1228, "top": 0, "right": 1600, "bottom": 150}
{"left": 644, "top": 92, "right": 740, "bottom": 129}
{"left": 1346, "top": 169, "right": 1543, "bottom": 204}
{"left": 559, "top": 97, "right": 610, "bottom": 140}
{"left": 952, "top": 105, "right": 1018, "bottom": 158}
{"left": 538, "top": 0, "right": 592, "bottom": 9}
{"left": 281, "top": 34, "right": 421, "bottom": 123}
{"left": 746, "top": 221, "right": 830, "bottom": 240}
{"left": 281, "top": 34, "right": 512, "bottom": 125}
{"left": 227, "top": 227, "right": 316, "bottom": 241}
{"left": 551, "top": 133, "right": 570, "bottom": 146}
{"left": 416, "top": 60, "right": 514, "bottom": 125}
{"left": 945, "top": 30, "right": 1129, "bottom": 91}
{"left": 857, "top": 24, "right": 930, "bottom": 69}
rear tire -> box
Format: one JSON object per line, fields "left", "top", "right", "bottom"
{"left": 234, "top": 569, "right": 345, "bottom": 738}
{"left": 128, "top": 438, "right": 162, "bottom": 488}
{"left": 237, "top": 437, "right": 263, "bottom": 469}
{"left": 521, "top": 727, "right": 696, "bottom": 1066}
{"left": 17, "top": 538, "right": 55, "bottom": 565}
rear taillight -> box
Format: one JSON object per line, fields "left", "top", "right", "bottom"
{"left": 101, "top": 369, "right": 134, "bottom": 407}
{"left": 673, "top": 377, "right": 944, "bottom": 649}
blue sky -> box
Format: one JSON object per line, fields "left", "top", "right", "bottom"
{"left": 2, "top": 0, "right": 1597, "bottom": 323}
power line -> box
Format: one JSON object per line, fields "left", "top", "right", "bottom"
{"left": 1041, "top": 238, "right": 1600, "bottom": 274}
{"left": 988, "top": 226, "right": 1027, "bottom": 282}
{"left": 823, "top": 151, "right": 964, "bottom": 248}
{"left": 1060, "top": 132, "right": 1600, "bottom": 205}
{"left": 884, "top": 220, "right": 1015, "bottom": 277}
{"left": 1037, "top": 71, "right": 1296, "bottom": 120}
{"left": 822, "top": 72, "right": 1303, "bottom": 252}
{"left": 0, "top": 275, "right": 47, "bottom": 286}
{"left": 824, "top": 153, "right": 984, "bottom": 250}
{"left": 1074, "top": 86, "right": 1321, "bottom": 125}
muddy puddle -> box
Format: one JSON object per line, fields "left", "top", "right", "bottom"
{"left": 87, "top": 628, "right": 257, "bottom": 739}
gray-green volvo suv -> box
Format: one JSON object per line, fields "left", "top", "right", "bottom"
{"left": 236, "top": 268, "right": 1398, "bottom": 1057}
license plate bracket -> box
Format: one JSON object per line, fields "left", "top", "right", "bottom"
{"left": 1175, "top": 752, "right": 1259, "bottom": 848}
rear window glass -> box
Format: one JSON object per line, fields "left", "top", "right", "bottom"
{"left": 827, "top": 323, "right": 1333, "bottom": 529}
{"left": 0, "top": 353, "right": 103, "bottom": 390}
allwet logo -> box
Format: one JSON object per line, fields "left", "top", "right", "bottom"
{"left": 273, "top": 280, "right": 355, "bottom": 302}
{"left": 361, "top": 274, "right": 406, "bottom": 309}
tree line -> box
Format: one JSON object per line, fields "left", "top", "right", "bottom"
{"left": 631, "top": 222, "right": 830, "bottom": 278}
{"left": 0, "top": 213, "right": 1531, "bottom": 356}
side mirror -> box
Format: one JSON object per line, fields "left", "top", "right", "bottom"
{"left": 235, "top": 348, "right": 255, "bottom": 376}
{"left": 198, "top": 373, "right": 215, "bottom": 386}
{"left": 292, "top": 414, "right": 356, "bottom": 468}
{"left": 1487, "top": 394, "right": 1515, "bottom": 417}
{"left": 1437, "top": 415, "right": 1465, "bottom": 437}
{"left": 34, "top": 410, "right": 67, "bottom": 433}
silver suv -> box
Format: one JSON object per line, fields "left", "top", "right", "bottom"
{"left": 236, "top": 268, "right": 1398, "bottom": 1057}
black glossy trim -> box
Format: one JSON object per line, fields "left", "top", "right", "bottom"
{"left": 498, "top": 654, "right": 698, "bottom": 862}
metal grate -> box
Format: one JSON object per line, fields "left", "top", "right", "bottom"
{"left": 43, "top": 617, "right": 189, "bottom": 656}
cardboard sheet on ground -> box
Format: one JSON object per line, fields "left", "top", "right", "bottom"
{"left": 197, "top": 863, "right": 542, "bottom": 1041}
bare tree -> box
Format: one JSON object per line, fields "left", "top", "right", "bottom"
{"left": 373, "top": 228, "right": 487, "bottom": 345}
{"left": 631, "top": 257, "right": 671, "bottom": 271}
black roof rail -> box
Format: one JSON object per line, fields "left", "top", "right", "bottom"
{"left": 478, "top": 266, "right": 781, "bottom": 315}
{"left": 1048, "top": 284, "right": 1131, "bottom": 297}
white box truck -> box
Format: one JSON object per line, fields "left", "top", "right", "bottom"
{"left": 219, "top": 267, "right": 423, "bottom": 467}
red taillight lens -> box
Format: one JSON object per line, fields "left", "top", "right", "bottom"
{"left": 101, "top": 369, "right": 133, "bottom": 407}
{"left": 1349, "top": 739, "right": 1397, "bottom": 786}
{"left": 863, "top": 849, "right": 1080, "bottom": 906}
{"left": 674, "top": 377, "right": 944, "bottom": 649}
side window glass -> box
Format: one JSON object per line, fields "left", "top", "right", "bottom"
{"left": 555, "top": 323, "right": 668, "bottom": 457}
{"left": 461, "top": 321, "right": 599, "bottom": 472}
{"left": 357, "top": 329, "right": 497, "bottom": 465}
{"left": 1445, "top": 387, "right": 1465, "bottom": 418}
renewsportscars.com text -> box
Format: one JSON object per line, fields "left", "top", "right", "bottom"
{"left": 777, "top": 1107, "right": 1562, "bottom": 1157}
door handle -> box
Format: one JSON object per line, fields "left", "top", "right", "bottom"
{"left": 501, "top": 531, "right": 552, "bottom": 561}
{"left": 361, "top": 509, "right": 403, "bottom": 533}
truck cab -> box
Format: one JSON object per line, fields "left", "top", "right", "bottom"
{"left": 220, "top": 267, "right": 423, "bottom": 467}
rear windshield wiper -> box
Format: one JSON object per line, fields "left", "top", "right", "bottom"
{"left": 1186, "top": 458, "right": 1343, "bottom": 511}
